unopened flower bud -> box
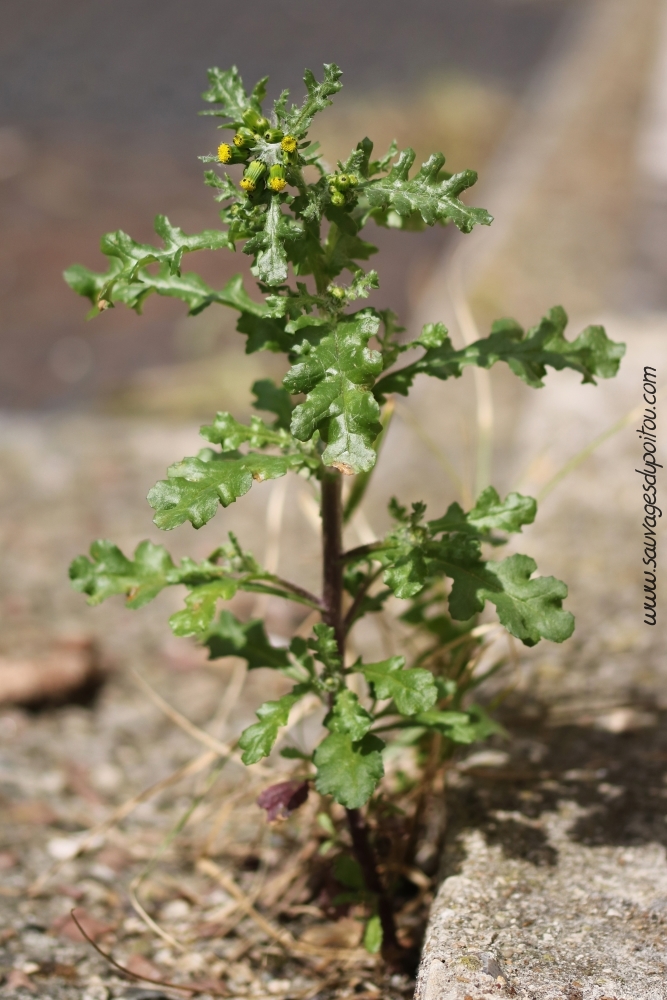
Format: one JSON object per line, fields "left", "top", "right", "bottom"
{"left": 242, "top": 108, "right": 270, "bottom": 133}
{"left": 240, "top": 159, "right": 267, "bottom": 193}
{"left": 268, "top": 164, "right": 287, "bottom": 192}
{"left": 233, "top": 127, "right": 256, "bottom": 149}
{"left": 264, "top": 128, "right": 285, "bottom": 143}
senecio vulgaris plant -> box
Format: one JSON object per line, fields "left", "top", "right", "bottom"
{"left": 66, "top": 64, "right": 624, "bottom": 963}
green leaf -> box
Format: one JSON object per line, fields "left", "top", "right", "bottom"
{"left": 334, "top": 855, "right": 365, "bottom": 890}
{"left": 314, "top": 733, "right": 385, "bottom": 809}
{"left": 443, "top": 551, "right": 574, "bottom": 647}
{"left": 64, "top": 254, "right": 265, "bottom": 318}
{"left": 168, "top": 579, "right": 238, "bottom": 637}
{"left": 237, "top": 312, "right": 292, "bottom": 354}
{"left": 244, "top": 199, "right": 303, "bottom": 287}
{"left": 199, "top": 411, "right": 292, "bottom": 451}
{"left": 364, "top": 915, "right": 383, "bottom": 954}
{"left": 252, "top": 379, "right": 295, "bottom": 431}
{"left": 364, "top": 149, "right": 492, "bottom": 233}
{"left": 201, "top": 65, "right": 267, "bottom": 122}
{"left": 428, "top": 487, "right": 536, "bottom": 537}
{"left": 69, "top": 539, "right": 176, "bottom": 609}
{"left": 414, "top": 710, "right": 474, "bottom": 743}
{"left": 148, "top": 451, "right": 309, "bottom": 530}
{"left": 415, "top": 705, "right": 503, "bottom": 744}
{"left": 383, "top": 546, "right": 428, "bottom": 600}
{"left": 94, "top": 216, "right": 230, "bottom": 297}
{"left": 278, "top": 64, "right": 343, "bottom": 138}
{"left": 358, "top": 657, "right": 437, "bottom": 715}
{"left": 239, "top": 690, "right": 303, "bottom": 764}
{"left": 308, "top": 623, "right": 341, "bottom": 671}
{"left": 204, "top": 610, "right": 291, "bottom": 669}
{"left": 284, "top": 311, "right": 383, "bottom": 473}
{"left": 374, "top": 307, "right": 625, "bottom": 399}
{"left": 325, "top": 690, "right": 372, "bottom": 740}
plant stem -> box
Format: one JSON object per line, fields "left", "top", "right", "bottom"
{"left": 320, "top": 468, "right": 400, "bottom": 961}
{"left": 320, "top": 470, "right": 345, "bottom": 654}
{"left": 346, "top": 807, "right": 400, "bottom": 955}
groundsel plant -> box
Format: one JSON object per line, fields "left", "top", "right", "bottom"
{"left": 66, "top": 64, "right": 625, "bottom": 962}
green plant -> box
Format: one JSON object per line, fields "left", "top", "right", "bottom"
{"left": 65, "top": 64, "right": 624, "bottom": 963}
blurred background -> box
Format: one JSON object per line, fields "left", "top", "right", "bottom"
{"left": 1, "top": 0, "right": 666, "bottom": 774}
{"left": 1, "top": 3, "right": 667, "bottom": 989}
{"left": 0, "top": 0, "right": 667, "bottom": 700}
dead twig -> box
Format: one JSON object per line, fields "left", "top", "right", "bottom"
{"left": 69, "top": 909, "right": 228, "bottom": 997}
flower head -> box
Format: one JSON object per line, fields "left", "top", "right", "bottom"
{"left": 217, "top": 143, "right": 232, "bottom": 164}
{"left": 281, "top": 135, "right": 298, "bottom": 154}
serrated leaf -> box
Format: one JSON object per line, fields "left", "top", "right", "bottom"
{"left": 375, "top": 307, "right": 625, "bottom": 400}
{"left": 278, "top": 64, "right": 343, "bottom": 138}
{"left": 314, "top": 733, "right": 385, "bottom": 808}
{"left": 364, "top": 149, "right": 492, "bottom": 233}
{"left": 204, "top": 610, "right": 291, "bottom": 669}
{"left": 148, "top": 451, "right": 308, "bottom": 530}
{"left": 252, "top": 379, "right": 295, "bottom": 430}
{"left": 69, "top": 539, "right": 176, "bottom": 609}
{"left": 284, "top": 311, "right": 383, "bottom": 473}
{"left": 358, "top": 657, "right": 437, "bottom": 715}
{"left": 325, "top": 690, "right": 372, "bottom": 740}
{"left": 168, "top": 578, "right": 238, "bottom": 637}
{"left": 244, "top": 199, "right": 303, "bottom": 287}
{"left": 201, "top": 65, "right": 267, "bottom": 121}
{"left": 239, "top": 689, "right": 303, "bottom": 764}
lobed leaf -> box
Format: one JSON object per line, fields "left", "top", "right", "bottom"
{"left": 252, "top": 379, "right": 295, "bottom": 431}
{"left": 244, "top": 199, "right": 303, "bottom": 287}
{"left": 441, "top": 550, "right": 574, "bottom": 647}
{"left": 428, "top": 487, "right": 536, "bottom": 537}
{"left": 314, "top": 732, "right": 385, "bottom": 808}
{"left": 278, "top": 64, "right": 343, "bottom": 138}
{"left": 201, "top": 66, "right": 267, "bottom": 122}
{"left": 363, "top": 149, "right": 492, "bottom": 233}
{"left": 69, "top": 539, "right": 176, "bottom": 609}
{"left": 168, "top": 579, "right": 238, "bottom": 637}
{"left": 239, "top": 689, "right": 305, "bottom": 764}
{"left": 324, "top": 690, "right": 372, "bottom": 740}
{"left": 199, "top": 411, "right": 292, "bottom": 451}
{"left": 358, "top": 656, "right": 438, "bottom": 715}
{"left": 148, "top": 451, "right": 309, "bottom": 530}
{"left": 375, "top": 307, "right": 625, "bottom": 400}
{"left": 205, "top": 610, "right": 291, "bottom": 669}
{"left": 284, "top": 311, "right": 383, "bottom": 474}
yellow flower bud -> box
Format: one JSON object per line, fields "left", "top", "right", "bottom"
{"left": 240, "top": 159, "right": 267, "bottom": 193}
{"left": 217, "top": 143, "right": 232, "bottom": 164}
{"left": 268, "top": 164, "right": 287, "bottom": 192}
{"left": 233, "top": 127, "right": 256, "bottom": 149}
{"left": 281, "top": 135, "right": 298, "bottom": 154}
